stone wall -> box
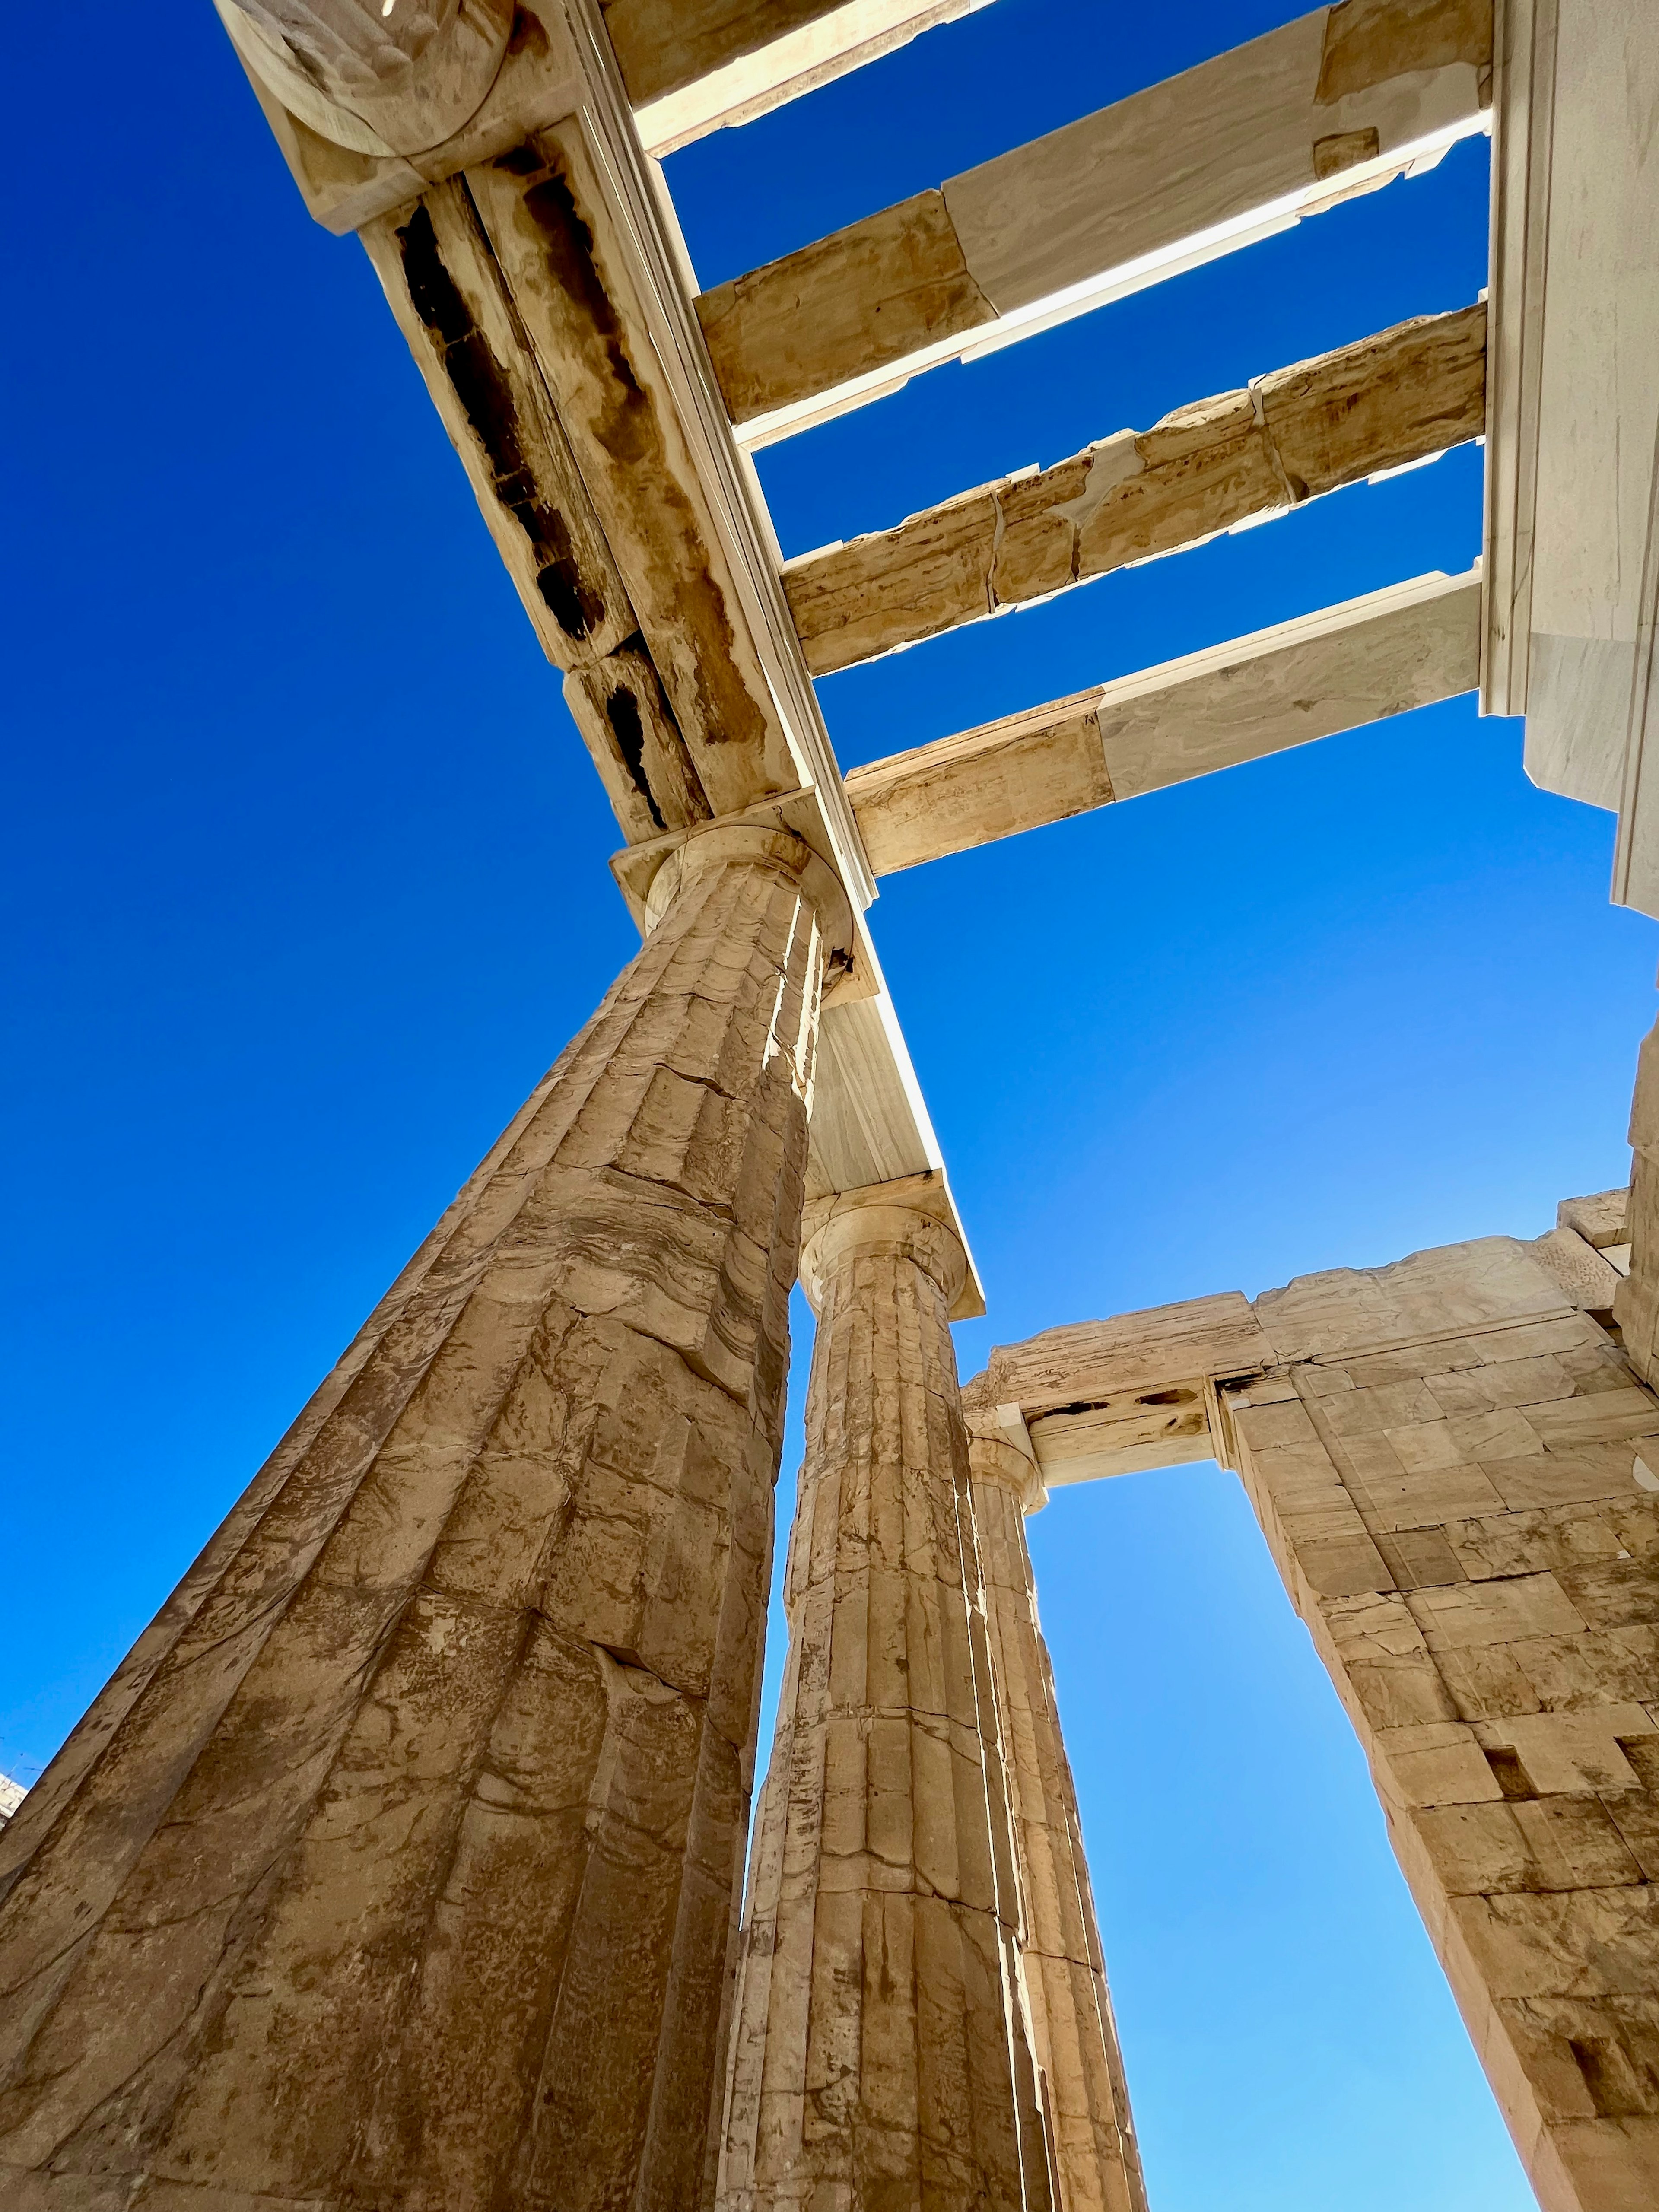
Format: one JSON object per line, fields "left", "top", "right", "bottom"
{"left": 1220, "top": 1234, "right": 1659, "bottom": 2212}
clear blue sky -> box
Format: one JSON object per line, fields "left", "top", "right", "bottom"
{"left": 5, "top": 6, "right": 1653, "bottom": 2208}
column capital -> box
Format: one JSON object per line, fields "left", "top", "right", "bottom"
{"left": 617, "top": 797, "right": 857, "bottom": 973}
{"left": 963, "top": 1399, "right": 1049, "bottom": 1515}
{"left": 798, "top": 1171, "right": 967, "bottom": 1316}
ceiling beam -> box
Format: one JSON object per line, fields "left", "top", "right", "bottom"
{"left": 845, "top": 565, "right": 1481, "bottom": 873}
{"left": 785, "top": 301, "right": 1487, "bottom": 677}
{"left": 698, "top": 0, "right": 1493, "bottom": 444}
{"left": 610, "top": 0, "right": 996, "bottom": 157}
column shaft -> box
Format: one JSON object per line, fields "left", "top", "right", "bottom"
{"left": 719, "top": 1185, "right": 1052, "bottom": 2212}
{"left": 967, "top": 1428, "right": 1149, "bottom": 2212}
{"left": 0, "top": 824, "right": 830, "bottom": 2212}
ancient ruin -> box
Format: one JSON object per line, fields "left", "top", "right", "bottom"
{"left": 1, "top": 2, "right": 1656, "bottom": 2209}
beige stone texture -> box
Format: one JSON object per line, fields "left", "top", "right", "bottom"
{"left": 783, "top": 305, "right": 1487, "bottom": 675}
{"left": 965, "top": 1420, "right": 1148, "bottom": 2212}
{"left": 844, "top": 568, "right": 1481, "bottom": 875}
{"left": 718, "top": 1185, "right": 1051, "bottom": 2212}
{"left": 694, "top": 0, "right": 1491, "bottom": 433}
{"left": 699, "top": 188, "right": 995, "bottom": 427}
{"left": 984, "top": 1217, "right": 1659, "bottom": 2212}
{"left": 1235, "top": 1237, "right": 1659, "bottom": 2212}
{"left": 0, "top": 825, "right": 835, "bottom": 2212}
{"left": 1618, "top": 1018, "right": 1659, "bottom": 1393}
{"left": 610, "top": 0, "right": 991, "bottom": 152}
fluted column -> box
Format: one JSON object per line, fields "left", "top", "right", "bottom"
{"left": 0, "top": 820, "right": 839, "bottom": 2212}
{"left": 964, "top": 1415, "right": 1149, "bottom": 2212}
{"left": 719, "top": 1178, "right": 1052, "bottom": 2212}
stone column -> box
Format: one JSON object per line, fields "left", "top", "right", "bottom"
{"left": 0, "top": 820, "right": 839, "bottom": 2212}
{"left": 1618, "top": 1011, "right": 1659, "bottom": 1388}
{"left": 964, "top": 1414, "right": 1149, "bottom": 2212}
{"left": 719, "top": 1178, "right": 1053, "bottom": 2212}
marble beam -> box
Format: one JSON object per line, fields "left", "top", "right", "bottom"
{"left": 0, "top": 821, "right": 843, "bottom": 2212}
{"left": 845, "top": 566, "right": 1481, "bottom": 874}
{"left": 700, "top": 0, "right": 1493, "bottom": 442}
{"left": 963, "top": 1409, "right": 1149, "bottom": 2212}
{"left": 785, "top": 303, "right": 1488, "bottom": 677}
{"left": 718, "top": 1175, "right": 1051, "bottom": 2212}
{"left": 613, "top": 0, "right": 997, "bottom": 157}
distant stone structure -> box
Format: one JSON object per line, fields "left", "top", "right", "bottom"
{"left": 1, "top": 3, "right": 1656, "bottom": 2210}
{"left": 0, "top": 1775, "right": 23, "bottom": 1835}
{"left": 973, "top": 1192, "right": 1657, "bottom": 2212}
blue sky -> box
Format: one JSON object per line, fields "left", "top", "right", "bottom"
{"left": 5, "top": 5, "right": 1654, "bottom": 2208}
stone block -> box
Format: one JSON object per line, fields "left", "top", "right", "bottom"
{"left": 1478, "top": 1709, "right": 1655, "bottom": 1795}
{"left": 1451, "top": 1885, "right": 1659, "bottom": 2000}
{"left": 1602, "top": 1791, "right": 1659, "bottom": 1880}
{"left": 1446, "top": 1504, "right": 1627, "bottom": 1581}
{"left": 1510, "top": 1626, "right": 1659, "bottom": 1713}
{"left": 1556, "top": 1557, "right": 1659, "bottom": 1630}
{"left": 1484, "top": 1444, "right": 1652, "bottom": 1512}
{"left": 1375, "top": 1530, "right": 1467, "bottom": 1589}
{"left": 1322, "top": 1377, "right": 1442, "bottom": 1436}
{"left": 1412, "top": 1572, "right": 1589, "bottom": 1649}
{"left": 1436, "top": 1642, "right": 1546, "bottom": 1723}
{"left": 1295, "top": 1533, "right": 1396, "bottom": 1597}
{"left": 1355, "top": 1463, "right": 1508, "bottom": 1533}
{"left": 1378, "top": 1722, "right": 1504, "bottom": 1807}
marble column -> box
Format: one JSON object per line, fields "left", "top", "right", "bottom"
{"left": 964, "top": 1415, "right": 1148, "bottom": 2212}
{"left": 719, "top": 1178, "right": 1052, "bottom": 2212}
{"left": 0, "top": 820, "right": 839, "bottom": 2212}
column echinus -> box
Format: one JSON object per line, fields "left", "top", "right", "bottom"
{"left": 0, "top": 819, "right": 842, "bottom": 2212}
{"left": 720, "top": 1177, "right": 1054, "bottom": 2212}
{"left": 961, "top": 1399, "right": 1148, "bottom": 2212}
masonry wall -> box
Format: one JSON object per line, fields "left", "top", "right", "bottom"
{"left": 1221, "top": 1237, "right": 1659, "bottom": 2212}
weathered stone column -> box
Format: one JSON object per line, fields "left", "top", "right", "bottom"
{"left": 0, "top": 820, "right": 840, "bottom": 2212}
{"left": 963, "top": 1412, "right": 1149, "bottom": 2212}
{"left": 719, "top": 1176, "right": 1052, "bottom": 2212}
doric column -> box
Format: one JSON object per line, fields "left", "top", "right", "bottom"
{"left": 0, "top": 821, "right": 840, "bottom": 2212}
{"left": 963, "top": 1412, "right": 1150, "bottom": 2212}
{"left": 719, "top": 1178, "right": 1052, "bottom": 2212}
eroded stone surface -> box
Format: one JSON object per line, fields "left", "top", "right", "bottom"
{"left": 0, "top": 826, "right": 832, "bottom": 2212}
{"left": 718, "top": 1182, "right": 1051, "bottom": 2212}
{"left": 965, "top": 1421, "right": 1148, "bottom": 2212}
{"left": 783, "top": 305, "right": 1487, "bottom": 676}
{"left": 982, "top": 1221, "right": 1659, "bottom": 2212}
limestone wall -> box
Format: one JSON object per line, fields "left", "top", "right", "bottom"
{"left": 1222, "top": 1235, "right": 1659, "bottom": 2212}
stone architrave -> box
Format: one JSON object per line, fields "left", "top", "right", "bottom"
{"left": 718, "top": 1178, "right": 1053, "bottom": 2212}
{"left": 0, "top": 821, "right": 841, "bottom": 2212}
{"left": 963, "top": 1413, "right": 1149, "bottom": 2212}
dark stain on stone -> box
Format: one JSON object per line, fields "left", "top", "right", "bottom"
{"left": 604, "top": 685, "right": 666, "bottom": 832}
{"left": 495, "top": 144, "right": 772, "bottom": 760}
{"left": 507, "top": 6, "right": 547, "bottom": 60}
{"left": 602, "top": 636, "right": 712, "bottom": 829}
{"left": 395, "top": 202, "right": 606, "bottom": 646}
{"left": 518, "top": 168, "right": 654, "bottom": 469}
